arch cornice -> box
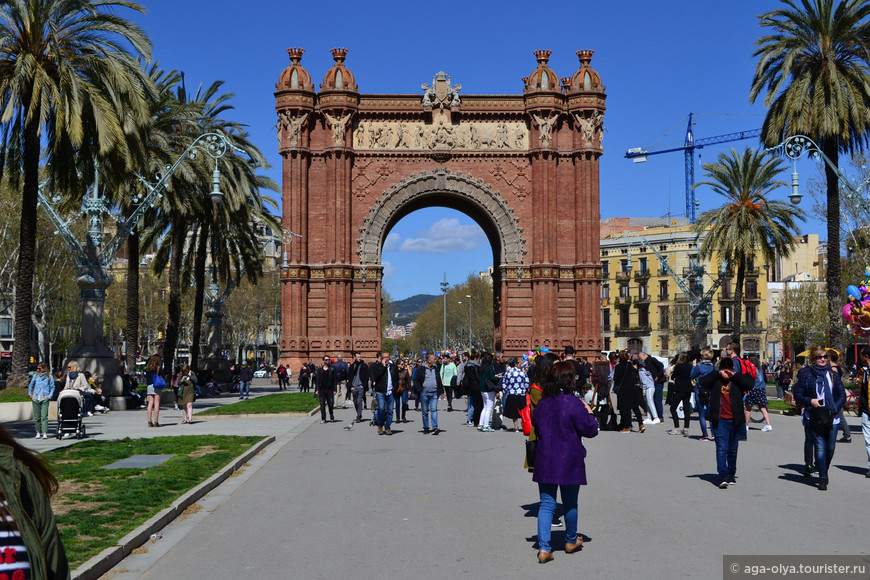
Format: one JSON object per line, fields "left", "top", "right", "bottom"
{"left": 356, "top": 168, "right": 527, "bottom": 266}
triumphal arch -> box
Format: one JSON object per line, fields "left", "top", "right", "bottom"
{"left": 275, "top": 48, "right": 605, "bottom": 366}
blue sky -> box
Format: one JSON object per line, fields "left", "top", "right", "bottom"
{"left": 130, "top": 0, "right": 826, "bottom": 300}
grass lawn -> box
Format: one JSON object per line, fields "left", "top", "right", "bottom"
{"left": 45, "top": 435, "right": 262, "bottom": 568}
{"left": 0, "top": 387, "right": 32, "bottom": 402}
{"left": 196, "top": 392, "right": 319, "bottom": 415}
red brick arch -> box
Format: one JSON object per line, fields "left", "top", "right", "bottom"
{"left": 276, "top": 48, "right": 606, "bottom": 367}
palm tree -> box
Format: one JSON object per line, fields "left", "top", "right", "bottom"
{"left": 0, "top": 0, "right": 151, "bottom": 384}
{"left": 694, "top": 148, "right": 805, "bottom": 343}
{"left": 142, "top": 80, "right": 277, "bottom": 373}
{"left": 750, "top": 0, "right": 870, "bottom": 353}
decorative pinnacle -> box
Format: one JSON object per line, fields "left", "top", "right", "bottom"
{"left": 331, "top": 48, "right": 348, "bottom": 63}
{"left": 560, "top": 77, "right": 571, "bottom": 88}
{"left": 533, "top": 49, "right": 552, "bottom": 64}
{"left": 576, "top": 49, "right": 594, "bottom": 64}
{"left": 287, "top": 47, "right": 305, "bottom": 63}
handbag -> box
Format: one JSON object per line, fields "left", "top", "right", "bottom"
{"left": 525, "top": 439, "right": 537, "bottom": 468}
{"left": 152, "top": 374, "right": 166, "bottom": 389}
{"left": 809, "top": 405, "right": 834, "bottom": 428}
{"left": 520, "top": 395, "right": 532, "bottom": 436}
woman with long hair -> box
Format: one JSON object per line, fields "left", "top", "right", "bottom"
{"left": 27, "top": 362, "right": 54, "bottom": 439}
{"left": 793, "top": 345, "right": 846, "bottom": 491}
{"left": 145, "top": 355, "right": 164, "bottom": 428}
{"left": 744, "top": 355, "right": 772, "bottom": 433}
{"left": 178, "top": 364, "right": 196, "bottom": 424}
{"left": 531, "top": 361, "right": 599, "bottom": 564}
{"left": 0, "top": 424, "right": 70, "bottom": 578}
{"left": 394, "top": 359, "right": 411, "bottom": 423}
{"left": 478, "top": 352, "right": 499, "bottom": 432}
{"left": 668, "top": 353, "right": 694, "bottom": 437}
{"left": 612, "top": 351, "right": 644, "bottom": 433}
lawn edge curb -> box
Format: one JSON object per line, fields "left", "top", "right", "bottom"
{"left": 71, "top": 435, "right": 276, "bottom": 580}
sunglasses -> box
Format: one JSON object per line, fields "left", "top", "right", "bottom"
{"left": 815, "top": 355, "right": 829, "bottom": 360}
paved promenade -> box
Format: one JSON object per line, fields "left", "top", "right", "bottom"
{"left": 9, "top": 382, "right": 870, "bottom": 579}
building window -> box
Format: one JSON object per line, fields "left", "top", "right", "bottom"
{"left": 638, "top": 307, "right": 649, "bottom": 327}
{"left": 661, "top": 335, "right": 669, "bottom": 352}
{"left": 620, "top": 259, "right": 629, "bottom": 274}
{"left": 721, "top": 306, "right": 732, "bottom": 325}
{"left": 602, "top": 261, "right": 609, "bottom": 279}
{"left": 745, "top": 306, "right": 757, "bottom": 325}
{"left": 619, "top": 285, "right": 629, "bottom": 299}
{"left": 620, "top": 308, "right": 630, "bottom": 328}
{"left": 604, "top": 337, "right": 611, "bottom": 351}
{"left": 658, "top": 280, "right": 668, "bottom": 300}
{"left": 639, "top": 257, "right": 647, "bottom": 274}
{"left": 602, "top": 284, "right": 610, "bottom": 301}
{"left": 0, "top": 318, "right": 11, "bottom": 340}
{"left": 721, "top": 279, "right": 731, "bottom": 300}
{"left": 659, "top": 306, "right": 670, "bottom": 329}
{"left": 638, "top": 284, "right": 648, "bottom": 300}
{"left": 745, "top": 279, "right": 757, "bottom": 299}
{"left": 602, "top": 309, "right": 611, "bottom": 331}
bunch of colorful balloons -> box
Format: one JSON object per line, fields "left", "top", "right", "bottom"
{"left": 842, "top": 268, "right": 870, "bottom": 337}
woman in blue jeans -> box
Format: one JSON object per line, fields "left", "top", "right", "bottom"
{"left": 531, "top": 361, "right": 599, "bottom": 564}
{"left": 793, "top": 345, "right": 846, "bottom": 491}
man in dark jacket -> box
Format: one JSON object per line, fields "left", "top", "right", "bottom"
{"left": 698, "top": 357, "right": 755, "bottom": 488}
{"left": 238, "top": 361, "right": 254, "bottom": 400}
{"left": 348, "top": 352, "right": 370, "bottom": 423}
{"left": 314, "top": 356, "right": 338, "bottom": 423}
{"left": 414, "top": 354, "right": 444, "bottom": 434}
{"left": 370, "top": 351, "right": 399, "bottom": 435}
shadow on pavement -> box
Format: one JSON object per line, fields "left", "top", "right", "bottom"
{"left": 834, "top": 464, "right": 867, "bottom": 475}
{"left": 685, "top": 473, "right": 720, "bottom": 486}
{"left": 777, "top": 464, "right": 818, "bottom": 487}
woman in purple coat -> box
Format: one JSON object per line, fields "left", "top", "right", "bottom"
{"left": 532, "top": 361, "right": 599, "bottom": 563}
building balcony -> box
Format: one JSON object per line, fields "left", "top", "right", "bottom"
{"left": 616, "top": 296, "right": 632, "bottom": 306}
{"left": 615, "top": 272, "right": 631, "bottom": 283}
{"left": 602, "top": 272, "right": 610, "bottom": 280}
{"left": 659, "top": 321, "right": 670, "bottom": 330}
{"left": 658, "top": 294, "right": 669, "bottom": 302}
{"left": 658, "top": 267, "right": 669, "bottom": 276}
{"left": 718, "top": 295, "right": 734, "bottom": 302}
{"left": 743, "top": 323, "right": 764, "bottom": 334}
{"left": 614, "top": 325, "right": 652, "bottom": 337}
{"left": 718, "top": 325, "right": 733, "bottom": 334}
{"left": 633, "top": 270, "right": 651, "bottom": 282}
{"left": 744, "top": 267, "right": 760, "bottom": 277}
{"left": 635, "top": 295, "right": 651, "bottom": 305}
{"left": 743, "top": 294, "right": 761, "bottom": 302}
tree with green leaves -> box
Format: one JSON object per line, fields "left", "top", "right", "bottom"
{"left": 750, "top": 0, "right": 870, "bottom": 354}
{"left": 694, "top": 148, "right": 804, "bottom": 342}
{"left": 0, "top": 0, "right": 152, "bottom": 385}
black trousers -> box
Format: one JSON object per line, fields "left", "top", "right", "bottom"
{"left": 670, "top": 392, "right": 692, "bottom": 429}
{"left": 618, "top": 396, "right": 643, "bottom": 429}
{"left": 318, "top": 392, "right": 335, "bottom": 421}
{"left": 471, "top": 391, "right": 484, "bottom": 425}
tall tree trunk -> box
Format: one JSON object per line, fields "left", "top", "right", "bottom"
{"left": 163, "top": 223, "right": 185, "bottom": 376}
{"left": 823, "top": 141, "right": 843, "bottom": 353}
{"left": 190, "top": 222, "right": 209, "bottom": 370}
{"left": 10, "top": 118, "right": 41, "bottom": 387}
{"left": 125, "top": 228, "right": 140, "bottom": 371}
{"left": 731, "top": 257, "right": 745, "bottom": 344}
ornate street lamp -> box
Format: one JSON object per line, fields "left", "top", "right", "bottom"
{"left": 37, "top": 133, "right": 240, "bottom": 408}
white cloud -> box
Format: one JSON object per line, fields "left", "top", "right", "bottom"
{"left": 390, "top": 218, "right": 485, "bottom": 254}
{"left": 381, "top": 260, "right": 397, "bottom": 282}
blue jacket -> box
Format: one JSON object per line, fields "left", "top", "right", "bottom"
{"left": 793, "top": 365, "right": 846, "bottom": 414}
{"left": 27, "top": 373, "right": 55, "bottom": 400}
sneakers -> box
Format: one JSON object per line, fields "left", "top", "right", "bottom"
{"left": 667, "top": 429, "right": 681, "bottom": 435}
{"left": 321, "top": 420, "right": 327, "bottom": 424}
{"left": 718, "top": 477, "right": 729, "bottom": 489}
{"left": 837, "top": 436, "right": 851, "bottom": 443}
{"left": 42, "top": 433, "right": 49, "bottom": 439}
{"left": 761, "top": 425, "right": 772, "bottom": 432}
{"left": 682, "top": 429, "right": 689, "bottom": 437}
{"left": 727, "top": 475, "right": 737, "bottom": 485}
{"left": 432, "top": 428, "right": 441, "bottom": 435}
{"left": 34, "top": 433, "right": 41, "bottom": 439}
{"left": 639, "top": 424, "right": 645, "bottom": 433}
{"left": 643, "top": 418, "right": 654, "bottom": 424}
{"left": 551, "top": 518, "right": 562, "bottom": 528}
{"left": 651, "top": 418, "right": 661, "bottom": 424}
{"left": 423, "top": 428, "right": 430, "bottom": 434}
{"left": 802, "top": 464, "right": 816, "bottom": 476}
{"left": 699, "top": 436, "right": 709, "bottom": 442}
{"left": 619, "top": 428, "right": 631, "bottom": 433}
{"left": 466, "top": 421, "right": 474, "bottom": 426}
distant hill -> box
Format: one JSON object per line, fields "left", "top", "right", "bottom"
{"left": 391, "top": 294, "right": 438, "bottom": 325}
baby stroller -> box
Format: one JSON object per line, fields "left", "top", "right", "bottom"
{"left": 56, "top": 389, "right": 87, "bottom": 440}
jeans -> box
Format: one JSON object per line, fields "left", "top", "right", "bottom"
{"left": 239, "top": 380, "right": 250, "bottom": 398}
{"left": 537, "top": 483, "right": 579, "bottom": 553}
{"left": 862, "top": 413, "right": 870, "bottom": 469}
{"left": 714, "top": 419, "right": 739, "bottom": 477}
{"left": 352, "top": 387, "right": 365, "bottom": 419}
{"left": 643, "top": 387, "right": 658, "bottom": 420}
{"left": 694, "top": 386, "right": 708, "bottom": 437}
{"left": 653, "top": 382, "right": 665, "bottom": 420}
{"left": 421, "top": 392, "right": 438, "bottom": 430}
{"left": 480, "top": 391, "right": 496, "bottom": 427}
{"left": 376, "top": 392, "right": 394, "bottom": 430}
{"left": 318, "top": 391, "right": 335, "bottom": 421}
{"left": 394, "top": 389, "right": 409, "bottom": 421}
{"left": 466, "top": 394, "right": 475, "bottom": 424}
{"left": 32, "top": 399, "right": 50, "bottom": 434}
{"left": 807, "top": 422, "right": 838, "bottom": 479}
